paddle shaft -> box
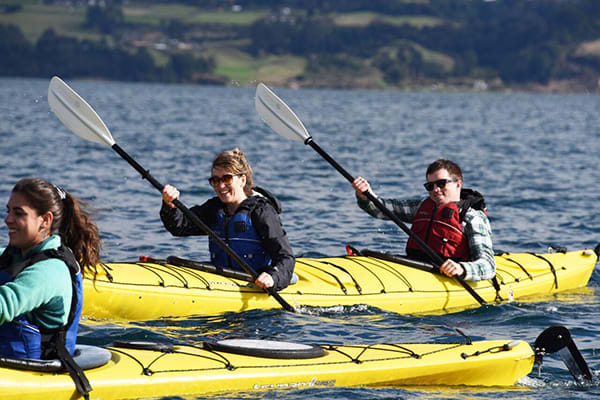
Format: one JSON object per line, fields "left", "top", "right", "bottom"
{"left": 304, "top": 137, "right": 486, "bottom": 305}
{"left": 111, "top": 143, "right": 295, "bottom": 312}
{"left": 167, "top": 256, "right": 254, "bottom": 282}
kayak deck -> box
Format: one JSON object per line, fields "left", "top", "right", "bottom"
{"left": 0, "top": 339, "right": 534, "bottom": 400}
{"left": 83, "top": 249, "right": 597, "bottom": 320}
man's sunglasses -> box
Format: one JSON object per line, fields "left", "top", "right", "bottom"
{"left": 208, "top": 174, "right": 240, "bottom": 187}
{"left": 423, "top": 178, "right": 457, "bottom": 191}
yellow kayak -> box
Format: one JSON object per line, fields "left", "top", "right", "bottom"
{"left": 83, "top": 248, "right": 597, "bottom": 320}
{"left": 0, "top": 337, "right": 534, "bottom": 399}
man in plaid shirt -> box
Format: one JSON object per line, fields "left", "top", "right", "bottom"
{"left": 352, "top": 159, "right": 495, "bottom": 281}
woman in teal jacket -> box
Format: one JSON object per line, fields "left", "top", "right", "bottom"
{"left": 0, "top": 178, "right": 101, "bottom": 360}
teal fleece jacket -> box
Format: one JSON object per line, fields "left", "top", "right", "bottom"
{"left": 0, "top": 235, "right": 73, "bottom": 329}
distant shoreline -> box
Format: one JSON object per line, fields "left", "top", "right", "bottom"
{"left": 3, "top": 74, "right": 598, "bottom": 95}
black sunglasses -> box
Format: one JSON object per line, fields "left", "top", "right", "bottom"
{"left": 208, "top": 173, "right": 240, "bottom": 187}
{"left": 423, "top": 178, "right": 457, "bottom": 191}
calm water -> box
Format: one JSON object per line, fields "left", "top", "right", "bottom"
{"left": 1, "top": 77, "right": 599, "bottom": 399}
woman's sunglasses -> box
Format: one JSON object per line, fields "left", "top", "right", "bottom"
{"left": 208, "top": 174, "right": 240, "bottom": 187}
{"left": 423, "top": 178, "right": 457, "bottom": 192}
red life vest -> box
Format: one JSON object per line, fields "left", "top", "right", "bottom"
{"left": 405, "top": 198, "right": 470, "bottom": 261}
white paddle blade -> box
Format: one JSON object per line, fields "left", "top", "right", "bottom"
{"left": 48, "top": 76, "right": 115, "bottom": 147}
{"left": 255, "top": 83, "right": 310, "bottom": 143}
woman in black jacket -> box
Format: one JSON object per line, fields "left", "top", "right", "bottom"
{"left": 160, "top": 148, "right": 295, "bottom": 291}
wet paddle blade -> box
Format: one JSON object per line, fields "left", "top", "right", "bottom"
{"left": 558, "top": 345, "right": 593, "bottom": 383}
{"left": 255, "top": 83, "right": 310, "bottom": 143}
{"left": 534, "top": 325, "right": 592, "bottom": 383}
{"left": 48, "top": 76, "right": 115, "bottom": 147}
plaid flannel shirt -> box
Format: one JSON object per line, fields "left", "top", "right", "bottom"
{"left": 356, "top": 194, "right": 495, "bottom": 281}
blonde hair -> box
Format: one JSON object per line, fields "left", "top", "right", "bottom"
{"left": 212, "top": 148, "right": 253, "bottom": 196}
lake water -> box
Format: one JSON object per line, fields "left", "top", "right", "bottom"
{"left": 1, "top": 77, "right": 599, "bottom": 399}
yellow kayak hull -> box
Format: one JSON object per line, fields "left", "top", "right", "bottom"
{"left": 83, "top": 249, "right": 597, "bottom": 320}
{"left": 0, "top": 339, "right": 534, "bottom": 400}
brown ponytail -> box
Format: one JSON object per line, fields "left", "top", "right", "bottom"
{"left": 11, "top": 178, "right": 101, "bottom": 279}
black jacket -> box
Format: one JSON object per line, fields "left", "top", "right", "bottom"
{"left": 160, "top": 187, "right": 295, "bottom": 290}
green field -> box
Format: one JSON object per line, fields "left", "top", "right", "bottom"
{"left": 206, "top": 47, "right": 305, "bottom": 85}
{"left": 0, "top": 2, "right": 269, "bottom": 42}
{"left": 122, "top": 4, "right": 267, "bottom": 26}
{"left": 414, "top": 43, "right": 455, "bottom": 72}
{"left": 0, "top": 4, "right": 101, "bottom": 42}
{"left": 332, "top": 12, "right": 443, "bottom": 28}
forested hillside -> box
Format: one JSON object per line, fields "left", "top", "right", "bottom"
{"left": 1, "top": 0, "right": 599, "bottom": 92}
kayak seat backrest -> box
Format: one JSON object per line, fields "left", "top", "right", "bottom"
{"left": 73, "top": 344, "right": 112, "bottom": 370}
{"left": 0, "top": 344, "right": 111, "bottom": 372}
